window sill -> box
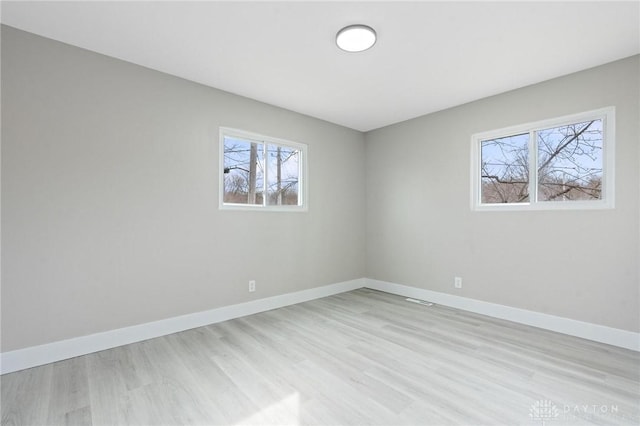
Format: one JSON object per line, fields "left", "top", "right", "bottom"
{"left": 219, "top": 203, "right": 308, "bottom": 213}
{"left": 472, "top": 200, "right": 614, "bottom": 212}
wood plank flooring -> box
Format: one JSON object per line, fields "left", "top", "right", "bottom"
{"left": 2, "top": 288, "right": 639, "bottom": 425}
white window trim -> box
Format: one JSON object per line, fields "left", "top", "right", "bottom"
{"left": 470, "top": 107, "right": 615, "bottom": 211}
{"left": 219, "top": 127, "right": 308, "bottom": 212}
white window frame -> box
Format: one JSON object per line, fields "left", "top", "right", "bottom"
{"left": 471, "top": 107, "right": 615, "bottom": 211}
{"left": 219, "top": 127, "right": 308, "bottom": 212}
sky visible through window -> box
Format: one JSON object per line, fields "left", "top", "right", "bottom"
{"left": 223, "top": 135, "right": 300, "bottom": 206}
{"left": 481, "top": 119, "right": 603, "bottom": 203}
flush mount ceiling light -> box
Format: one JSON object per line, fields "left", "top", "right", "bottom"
{"left": 336, "top": 24, "right": 377, "bottom": 52}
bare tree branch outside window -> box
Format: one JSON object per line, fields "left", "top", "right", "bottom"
{"left": 481, "top": 133, "right": 530, "bottom": 203}
{"left": 480, "top": 119, "right": 603, "bottom": 204}
{"left": 222, "top": 137, "right": 264, "bottom": 205}
{"left": 537, "top": 120, "right": 603, "bottom": 201}
{"left": 266, "top": 145, "right": 299, "bottom": 206}
{"left": 223, "top": 136, "right": 300, "bottom": 206}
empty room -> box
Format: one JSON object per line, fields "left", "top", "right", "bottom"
{"left": 1, "top": 1, "right": 639, "bottom": 425}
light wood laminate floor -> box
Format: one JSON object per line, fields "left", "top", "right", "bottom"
{"left": 2, "top": 288, "right": 639, "bottom": 425}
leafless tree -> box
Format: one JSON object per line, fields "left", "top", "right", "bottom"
{"left": 481, "top": 120, "right": 603, "bottom": 203}
{"left": 223, "top": 140, "right": 299, "bottom": 205}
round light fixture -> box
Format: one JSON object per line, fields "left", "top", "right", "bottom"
{"left": 336, "top": 24, "right": 377, "bottom": 52}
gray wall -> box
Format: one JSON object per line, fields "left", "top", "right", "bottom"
{"left": 1, "top": 26, "right": 366, "bottom": 352}
{"left": 365, "top": 55, "right": 640, "bottom": 332}
{"left": 2, "top": 25, "right": 638, "bottom": 353}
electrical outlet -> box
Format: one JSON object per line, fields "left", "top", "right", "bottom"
{"left": 454, "top": 277, "right": 462, "bottom": 289}
{"left": 249, "top": 280, "right": 256, "bottom": 292}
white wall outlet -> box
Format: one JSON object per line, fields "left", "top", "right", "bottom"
{"left": 249, "top": 280, "right": 256, "bottom": 292}
{"left": 454, "top": 277, "right": 462, "bottom": 289}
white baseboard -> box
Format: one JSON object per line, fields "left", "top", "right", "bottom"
{"left": 365, "top": 278, "right": 640, "bottom": 352}
{"left": 0, "top": 278, "right": 365, "bottom": 375}
{"left": 3, "top": 276, "right": 637, "bottom": 374}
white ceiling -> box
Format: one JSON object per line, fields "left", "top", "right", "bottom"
{"left": 2, "top": 1, "right": 639, "bottom": 132}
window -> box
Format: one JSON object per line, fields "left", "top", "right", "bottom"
{"left": 471, "top": 107, "right": 615, "bottom": 211}
{"left": 220, "top": 128, "right": 307, "bottom": 211}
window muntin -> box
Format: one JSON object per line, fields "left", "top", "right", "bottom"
{"left": 220, "top": 128, "right": 307, "bottom": 210}
{"left": 472, "top": 107, "right": 614, "bottom": 211}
